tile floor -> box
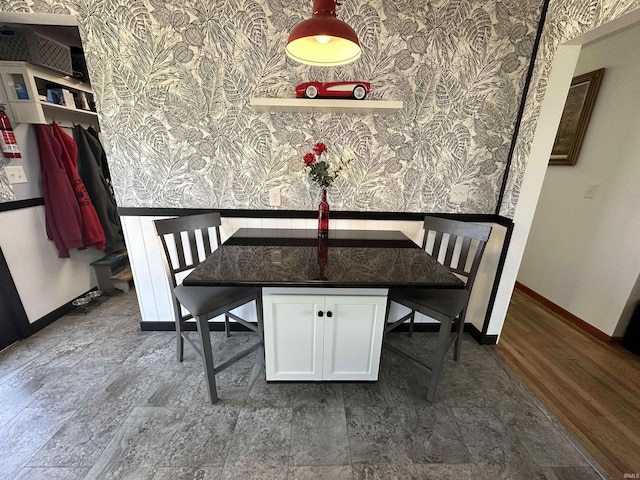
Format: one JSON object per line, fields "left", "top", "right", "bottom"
{"left": 0, "top": 291, "right": 608, "bottom": 479}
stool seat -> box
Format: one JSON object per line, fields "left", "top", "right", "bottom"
{"left": 388, "top": 288, "right": 469, "bottom": 323}
{"left": 174, "top": 285, "right": 259, "bottom": 318}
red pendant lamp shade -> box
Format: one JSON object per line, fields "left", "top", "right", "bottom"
{"left": 286, "top": 0, "right": 361, "bottom": 66}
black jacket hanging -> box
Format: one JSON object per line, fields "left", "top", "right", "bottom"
{"left": 73, "top": 125, "right": 125, "bottom": 254}
{"left": 87, "top": 126, "right": 114, "bottom": 195}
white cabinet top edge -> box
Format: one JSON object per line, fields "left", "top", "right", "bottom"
{"left": 262, "top": 287, "right": 389, "bottom": 296}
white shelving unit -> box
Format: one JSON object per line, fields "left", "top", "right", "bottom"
{"left": 250, "top": 97, "right": 403, "bottom": 114}
{"left": 0, "top": 60, "right": 98, "bottom": 125}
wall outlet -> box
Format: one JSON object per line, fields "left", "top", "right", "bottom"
{"left": 584, "top": 184, "right": 599, "bottom": 199}
{"left": 3, "top": 165, "right": 28, "bottom": 184}
{"left": 269, "top": 187, "right": 281, "bottom": 207}
{"left": 449, "top": 184, "right": 470, "bottom": 204}
{"left": 271, "top": 249, "right": 282, "bottom": 264}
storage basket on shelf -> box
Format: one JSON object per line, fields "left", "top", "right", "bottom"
{"left": 0, "top": 28, "right": 73, "bottom": 76}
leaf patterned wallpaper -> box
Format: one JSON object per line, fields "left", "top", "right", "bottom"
{"left": 0, "top": 0, "right": 541, "bottom": 212}
{"left": 0, "top": 0, "right": 638, "bottom": 218}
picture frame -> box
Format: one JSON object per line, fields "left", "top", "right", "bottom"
{"left": 549, "top": 68, "right": 605, "bottom": 166}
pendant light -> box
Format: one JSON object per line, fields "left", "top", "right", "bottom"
{"left": 286, "top": 0, "right": 361, "bottom": 66}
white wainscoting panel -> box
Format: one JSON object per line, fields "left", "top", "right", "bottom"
{"left": 122, "top": 216, "right": 168, "bottom": 322}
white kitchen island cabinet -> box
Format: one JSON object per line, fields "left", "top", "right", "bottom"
{"left": 262, "top": 287, "right": 388, "bottom": 381}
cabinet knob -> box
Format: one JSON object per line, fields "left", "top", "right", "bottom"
{"left": 317, "top": 311, "right": 324, "bottom": 317}
{"left": 326, "top": 311, "right": 333, "bottom": 317}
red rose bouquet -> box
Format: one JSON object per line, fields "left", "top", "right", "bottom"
{"left": 303, "top": 142, "right": 351, "bottom": 189}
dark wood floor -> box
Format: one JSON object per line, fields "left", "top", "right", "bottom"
{"left": 495, "top": 288, "right": 640, "bottom": 480}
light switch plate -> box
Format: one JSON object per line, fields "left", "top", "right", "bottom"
{"left": 269, "top": 187, "right": 281, "bottom": 206}
{"left": 584, "top": 184, "right": 599, "bottom": 199}
{"left": 449, "top": 184, "right": 470, "bottom": 204}
{"left": 3, "top": 165, "right": 28, "bottom": 184}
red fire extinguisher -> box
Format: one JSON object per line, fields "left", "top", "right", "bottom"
{"left": 0, "top": 107, "right": 21, "bottom": 159}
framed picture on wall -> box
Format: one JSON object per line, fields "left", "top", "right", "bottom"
{"left": 549, "top": 68, "right": 605, "bottom": 165}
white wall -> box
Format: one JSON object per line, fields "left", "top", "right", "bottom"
{"left": 0, "top": 206, "right": 101, "bottom": 322}
{"left": 517, "top": 24, "right": 640, "bottom": 337}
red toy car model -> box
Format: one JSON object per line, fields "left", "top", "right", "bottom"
{"left": 295, "top": 81, "right": 370, "bottom": 100}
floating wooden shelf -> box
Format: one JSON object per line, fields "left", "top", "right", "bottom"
{"left": 250, "top": 97, "right": 403, "bottom": 114}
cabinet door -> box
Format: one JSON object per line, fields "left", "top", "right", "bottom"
{"left": 263, "top": 294, "right": 325, "bottom": 381}
{"left": 322, "top": 295, "right": 387, "bottom": 381}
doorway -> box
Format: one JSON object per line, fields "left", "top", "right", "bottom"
{"left": 517, "top": 20, "right": 640, "bottom": 339}
{"left": 487, "top": 7, "right": 640, "bottom": 340}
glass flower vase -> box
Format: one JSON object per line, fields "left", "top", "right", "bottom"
{"left": 318, "top": 189, "right": 329, "bottom": 238}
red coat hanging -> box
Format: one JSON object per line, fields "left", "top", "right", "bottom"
{"left": 34, "top": 124, "right": 84, "bottom": 258}
{"left": 50, "top": 123, "right": 106, "bottom": 252}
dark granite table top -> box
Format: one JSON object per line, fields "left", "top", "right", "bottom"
{"left": 182, "top": 229, "right": 465, "bottom": 289}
